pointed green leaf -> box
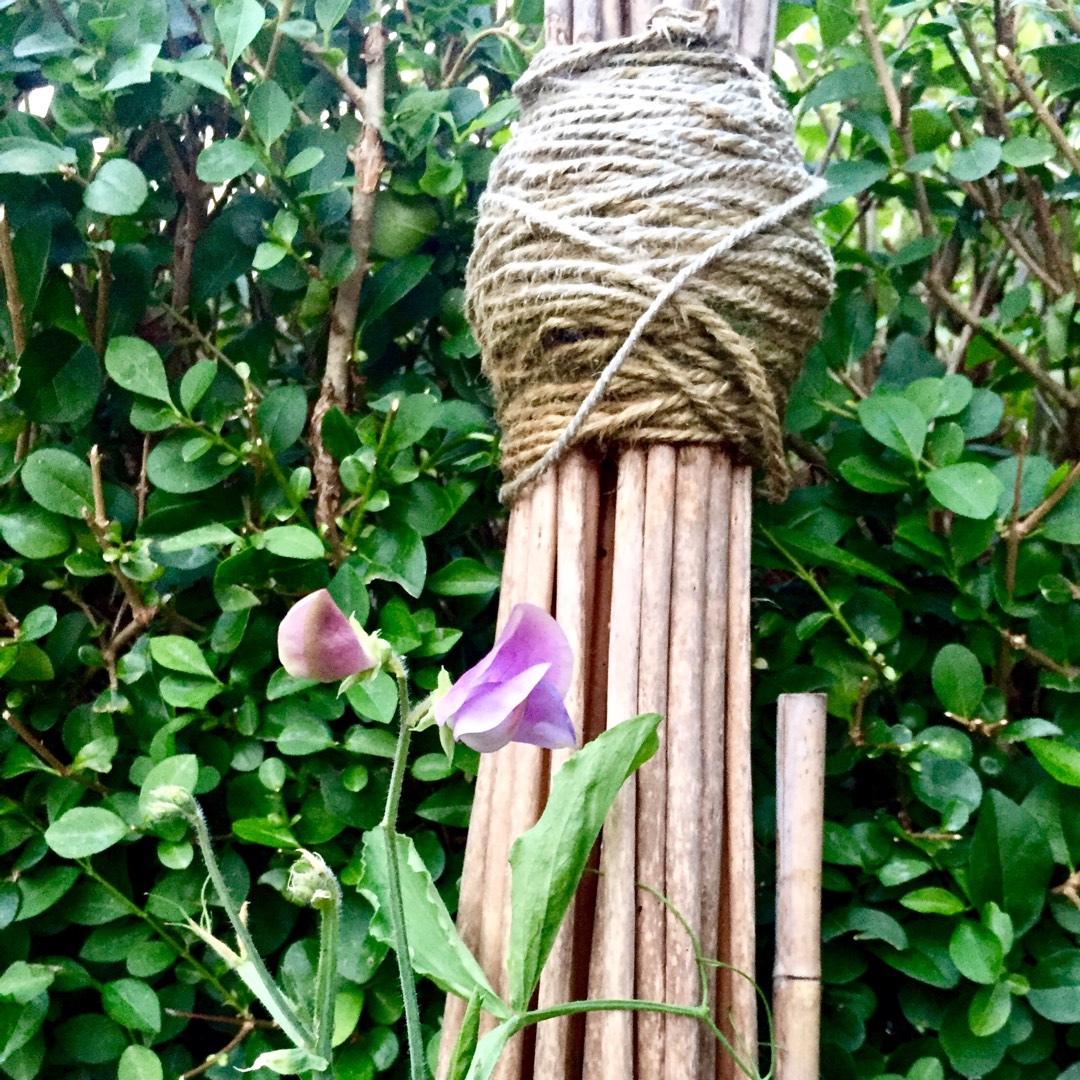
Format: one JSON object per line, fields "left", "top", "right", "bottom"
{"left": 216, "top": 0, "right": 266, "bottom": 68}
{"left": 105, "top": 337, "right": 173, "bottom": 405}
{"left": 45, "top": 807, "right": 129, "bottom": 858}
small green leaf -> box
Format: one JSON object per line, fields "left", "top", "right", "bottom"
{"left": 968, "top": 982, "right": 1011, "bottom": 1037}
{"left": 105, "top": 337, "right": 173, "bottom": 405}
{"left": 85, "top": 159, "right": 148, "bottom": 216}
{"left": 0, "top": 137, "right": 77, "bottom": 175}
{"left": 21, "top": 448, "right": 94, "bottom": 518}
{"left": 196, "top": 139, "right": 259, "bottom": 184}
{"left": 45, "top": 807, "right": 129, "bottom": 858}
{"left": 926, "top": 463, "right": 1003, "bottom": 519}
{"left": 1001, "top": 135, "right": 1054, "bottom": 168}
{"left": 149, "top": 636, "right": 216, "bottom": 678}
{"left": 179, "top": 359, "right": 218, "bottom": 413}
{"left": 900, "top": 888, "right": 967, "bottom": 915}
{"left": 858, "top": 394, "right": 927, "bottom": 461}
{"left": 838, "top": 454, "right": 910, "bottom": 493}
{"left": 248, "top": 79, "right": 292, "bottom": 145}
{"left": 118, "top": 1045, "right": 164, "bottom": 1080}
{"left": 1029, "top": 739, "right": 1080, "bottom": 787}
{"left": 949, "top": 922, "right": 1002, "bottom": 985}
{"left": 931, "top": 644, "right": 984, "bottom": 718}
{"left": 262, "top": 526, "right": 324, "bottom": 560}
{"left": 284, "top": 146, "right": 325, "bottom": 177}
{"left": 427, "top": 558, "right": 501, "bottom": 596}
{"left": 215, "top": 0, "right": 266, "bottom": 68}
{"left": 949, "top": 137, "right": 1002, "bottom": 182}
{"left": 102, "top": 978, "right": 161, "bottom": 1033}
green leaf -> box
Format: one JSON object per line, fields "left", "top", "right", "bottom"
{"left": 215, "top": 0, "right": 266, "bottom": 68}
{"left": 900, "top": 888, "right": 966, "bottom": 915}
{"left": 0, "top": 506, "right": 71, "bottom": 558}
{"left": 315, "top": 0, "right": 351, "bottom": 32}
{"left": 105, "top": 337, "right": 173, "bottom": 405}
{"left": 427, "top": 558, "right": 501, "bottom": 596}
{"left": 262, "top": 525, "right": 324, "bottom": 560}
{"left": 507, "top": 712, "right": 661, "bottom": 1009}
{"left": 147, "top": 434, "right": 239, "bottom": 494}
{"left": 20, "top": 448, "right": 94, "bottom": 518}
{"left": 196, "top": 139, "right": 259, "bottom": 184}
{"left": 1032, "top": 42, "right": 1080, "bottom": 95}
{"left": 949, "top": 922, "right": 1002, "bottom": 985}
{"left": 926, "top": 463, "right": 1003, "bottom": 520}
{"left": 85, "top": 159, "right": 148, "bottom": 216}
{"left": 118, "top": 1045, "right": 164, "bottom": 1080}
{"left": 139, "top": 755, "right": 199, "bottom": 819}
{"left": 45, "top": 807, "right": 129, "bottom": 858}
{"left": 361, "top": 523, "right": 427, "bottom": 597}
{"left": 180, "top": 359, "right": 218, "bottom": 413}
{"left": 764, "top": 525, "right": 904, "bottom": 589}
{"left": 968, "top": 790, "right": 1052, "bottom": 936}
{"left": 858, "top": 394, "right": 927, "bottom": 461}
{"left": 358, "top": 829, "right": 507, "bottom": 1014}
{"left": 154, "top": 524, "right": 241, "bottom": 552}
{"left": 1001, "top": 135, "right": 1054, "bottom": 168}
{"left": 257, "top": 385, "right": 308, "bottom": 455}
{"left": 838, "top": 454, "right": 910, "bottom": 493}
{"left": 102, "top": 978, "right": 161, "bottom": 1033}
{"left": 284, "top": 146, "right": 325, "bottom": 177}
{"left": 1029, "top": 739, "right": 1080, "bottom": 787}
{"left": 463, "top": 1022, "right": 518, "bottom": 1080}
{"left": 149, "top": 636, "right": 216, "bottom": 678}
{"left": 821, "top": 160, "right": 888, "bottom": 206}
{"left": 0, "top": 962, "right": 56, "bottom": 1003}
{"left": 968, "top": 983, "right": 1011, "bottom": 1037}
{"left": 1028, "top": 950, "right": 1080, "bottom": 1022}
{"left": 931, "top": 644, "right": 984, "bottom": 718}
{"left": 0, "top": 137, "right": 76, "bottom": 175}
{"left": 359, "top": 255, "right": 436, "bottom": 332}
{"left": 104, "top": 43, "right": 158, "bottom": 91}
{"left": 248, "top": 79, "right": 291, "bottom": 145}
{"left": 445, "top": 991, "right": 483, "bottom": 1080}
{"left": 244, "top": 1048, "right": 329, "bottom": 1075}
{"left": 949, "top": 137, "right": 1002, "bottom": 182}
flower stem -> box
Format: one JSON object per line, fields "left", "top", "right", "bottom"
{"left": 313, "top": 876, "right": 342, "bottom": 1068}
{"left": 186, "top": 800, "right": 316, "bottom": 1051}
{"left": 382, "top": 665, "right": 427, "bottom": 1080}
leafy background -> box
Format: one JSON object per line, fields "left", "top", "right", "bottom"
{"left": 0, "top": 0, "right": 1078, "bottom": 1078}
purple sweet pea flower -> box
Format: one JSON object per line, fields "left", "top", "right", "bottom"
{"left": 434, "top": 603, "right": 576, "bottom": 753}
{"left": 277, "top": 590, "right": 376, "bottom": 682}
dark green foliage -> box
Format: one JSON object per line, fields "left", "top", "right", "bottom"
{"left": 758, "top": 2, "right": 1080, "bottom": 1076}
{"left": 0, "top": 0, "right": 537, "bottom": 1076}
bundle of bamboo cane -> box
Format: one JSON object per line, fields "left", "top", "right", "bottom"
{"left": 438, "top": 2, "right": 828, "bottom": 1078}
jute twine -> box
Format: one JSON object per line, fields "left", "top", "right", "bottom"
{"left": 466, "top": 5, "right": 834, "bottom": 503}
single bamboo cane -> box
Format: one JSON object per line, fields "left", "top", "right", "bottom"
{"left": 663, "top": 447, "right": 711, "bottom": 1080}
{"left": 533, "top": 452, "right": 602, "bottom": 1076}
{"left": 583, "top": 447, "right": 646, "bottom": 1080}
{"left": 698, "top": 453, "right": 732, "bottom": 1074}
{"left": 773, "top": 693, "right": 826, "bottom": 1080}
{"left": 634, "top": 444, "right": 677, "bottom": 1077}
{"left": 718, "top": 464, "right": 756, "bottom": 1079}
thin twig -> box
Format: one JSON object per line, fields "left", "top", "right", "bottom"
{"left": 0, "top": 207, "right": 26, "bottom": 355}
{"left": 178, "top": 1019, "right": 256, "bottom": 1080}
{"left": 928, "top": 279, "right": 1080, "bottom": 409}
{"left": 300, "top": 40, "right": 366, "bottom": 112}
{"left": 441, "top": 27, "right": 529, "bottom": 88}
{"left": 3, "top": 708, "right": 109, "bottom": 794}
{"left": 310, "top": 22, "right": 385, "bottom": 551}
{"left": 93, "top": 243, "right": 111, "bottom": 355}
{"left": 997, "top": 46, "right": 1080, "bottom": 175}
{"left": 264, "top": 0, "right": 293, "bottom": 79}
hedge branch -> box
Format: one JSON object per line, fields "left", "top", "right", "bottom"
{"left": 0, "top": 207, "right": 25, "bottom": 356}
{"left": 310, "top": 22, "right": 386, "bottom": 551}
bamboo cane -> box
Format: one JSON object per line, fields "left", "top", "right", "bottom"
{"left": 698, "top": 452, "right": 732, "bottom": 1073}
{"left": 583, "top": 448, "right": 646, "bottom": 1080}
{"left": 773, "top": 693, "right": 826, "bottom": 1080}
{"left": 634, "top": 443, "right": 677, "bottom": 1077}
{"left": 533, "top": 451, "right": 602, "bottom": 1076}
{"left": 718, "top": 464, "right": 756, "bottom": 1079}
{"left": 663, "top": 447, "right": 711, "bottom": 1080}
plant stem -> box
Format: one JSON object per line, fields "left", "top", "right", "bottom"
{"left": 186, "top": 800, "right": 315, "bottom": 1050}
{"left": 313, "top": 875, "right": 343, "bottom": 1068}
{"left": 382, "top": 666, "right": 426, "bottom": 1080}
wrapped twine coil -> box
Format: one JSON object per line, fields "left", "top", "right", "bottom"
{"left": 466, "top": 5, "right": 834, "bottom": 502}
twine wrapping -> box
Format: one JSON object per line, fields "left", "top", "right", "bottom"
{"left": 466, "top": 6, "right": 834, "bottom": 502}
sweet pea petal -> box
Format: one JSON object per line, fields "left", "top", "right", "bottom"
{"left": 510, "top": 677, "right": 576, "bottom": 750}
{"left": 438, "top": 662, "right": 551, "bottom": 749}
{"left": 277, "top": 590, "right": 374, "bottom": 681}
{"left": 489, "top": 604, "right": 573, "bottom": 696}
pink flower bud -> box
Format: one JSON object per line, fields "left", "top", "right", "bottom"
{"left": 435, "top": 603, "right": 576, "bottom": 753}
{"left": 277, "top": 590, "right": 375, "bottom": 682}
